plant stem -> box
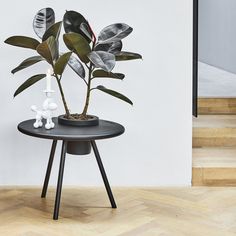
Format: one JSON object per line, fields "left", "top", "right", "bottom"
{"left": 81, "top": 63, "right": 93, "bottom": 117}
{"left": 54, "top": 74, "right": 70, "bottom": 118}
{"left": 80, "top": 35, "right": 96, "bottom": 118}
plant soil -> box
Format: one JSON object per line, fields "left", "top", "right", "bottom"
{"left": 64, "top": 113, "right": 95, "bottom": 121}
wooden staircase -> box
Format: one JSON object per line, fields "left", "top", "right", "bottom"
{"left": 192, "top": 98, "right": 236, "bottom": 186}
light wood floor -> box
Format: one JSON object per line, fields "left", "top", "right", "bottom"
{"left": 1, "top": 187, "right": 236, "bottom": 235}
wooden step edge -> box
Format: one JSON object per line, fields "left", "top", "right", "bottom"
{"left": 193, "top": 127, "right": 236, "bottom": 138}
{"left": 192, "top": 167, "right": 236, "bottom": 186}
{"left": 193, "top": 138, "right": 236, "bottom": 148}
{"left": 193, "top": 127, "right": 236, "bottom": 147}
{"left": 198, "top": 98, "right": 236, "bottom": 115}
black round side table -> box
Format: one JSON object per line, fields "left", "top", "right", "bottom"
{"left": 18, "top": 118, "right": 125, "bottom": 220}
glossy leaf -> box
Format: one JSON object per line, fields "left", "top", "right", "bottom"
{"left": 88, "top": 51, "right": 115, "bottom": 72}
{"left": 95, "top": 41, "right": 122, "bottom": 54}
{"left": 98, "top": 23, "right": 133, "bottom": 44}
{"left": 4, "top": 36, "right": 40, "bottom": 50}
{"left": 63, "top": 10, "right": 92, "bottom": 43}
{"left": 33, "top": 8, "right": 55, "bottom": 39}
{"left": 42, "top": 22, "right": 62, "bottom": 60}
{"left": 63, "top": 33, "right": 91, "bottom": 63}
{"left": 80, "top": 22, "right": 92, "bottom": 41}
{"left": 42, "top": 21, "right": 62, "bottom": 41}
{"left": 36, "top": 36, "right": 57, "bottom": 65}
{"left": 54, "top": 52, "right": 72, "bottom": 75}
{"left": 68, "top": 54, "right": 85, "bottom": 79}
{"left": 96, "top": 85, "right": 133, "bottom": 105}
{"left": 12, "top": 56, "right": 44, "bottom": 74}
{"left": 14, "top": 74, "right": 46, "bottom": 97}
{"left": 54, "top": 40, "right": 59, "bottom": 60}
{"left": 93, "top": 70, "right": 124, "bottom": 80}
{"left": 115, "top": 51, "right": 142, "bottom": 61}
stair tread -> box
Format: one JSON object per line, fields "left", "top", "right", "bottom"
{"left": 199, "top": 97, "right": 236, "bottom": 98}
{"left": 193, "top": 115, "right": 236, "bottom": 128}
{"left": 193, "top": 147, "right": 236, "bottom": 168}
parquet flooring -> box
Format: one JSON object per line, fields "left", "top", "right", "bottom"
{"left": 1, "top": 187, "right": 236, "bottom": 235}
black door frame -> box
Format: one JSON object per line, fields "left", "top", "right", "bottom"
{"left": 193, "top": 0, "right": 198, "bottom": 117}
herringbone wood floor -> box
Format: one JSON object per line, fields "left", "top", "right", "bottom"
{"left": 1, "top": 187, "right": 236, "bottom": 235}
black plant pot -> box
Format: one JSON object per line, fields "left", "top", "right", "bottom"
{"left": 58, "top": 115, "right": 99, "bottom": 127}
{"left": 58, "top": 114, "right": 99, "bottom": 155}
{"left": 67, "top": 141, "right": 91, "bottom": 155}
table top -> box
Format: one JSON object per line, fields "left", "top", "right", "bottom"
{"left": 18, "top": 118, "right": 125, "bottom": 141}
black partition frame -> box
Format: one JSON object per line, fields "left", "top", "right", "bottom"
{"left": 193, "top": 0, "right": 198, "bottom": 117}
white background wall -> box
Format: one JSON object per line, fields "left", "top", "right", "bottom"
{"left": 0, "top": 0, "right": 192, "bottom": 186}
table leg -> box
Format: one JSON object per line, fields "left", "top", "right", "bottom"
{"left": 41, "top": 140, "right": 57, "bottom": 198}
{"left": 91, "top": 140, "right": 117, "bottom": 208}
{"left": 53, "top": 141, "right": 67, "bottom": 220}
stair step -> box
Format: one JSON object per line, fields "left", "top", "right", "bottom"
{"left": 193, "top": 115, "right": 236, "bottom": 147}
{"left": 192, "top": 147, "right": 236, "bottom": 186}
{"left": 193, "top": 147, "right": 236, "bottom": 167}
{"left": 198, "top": 98, "right": 236, "bottom": 114}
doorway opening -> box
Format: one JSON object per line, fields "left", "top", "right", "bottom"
{"left": 192, "top": 0, "right": 236, "bottom": 186}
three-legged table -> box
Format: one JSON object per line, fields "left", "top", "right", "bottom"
{"left": 18, "top": 118, "right": 125, "bottom": 220}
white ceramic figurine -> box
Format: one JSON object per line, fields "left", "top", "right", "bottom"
{"left": 31, "top": 91, "right": 57, "bottom": 130}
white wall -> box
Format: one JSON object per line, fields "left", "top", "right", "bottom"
{"left": 0, "top": 0, "right": 192, "bottom": 186}
{"left": 199, "top": 0, "right": 236, "bottom": 73}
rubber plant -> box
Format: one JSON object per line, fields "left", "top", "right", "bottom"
{"left": 5, "top": 8, "right": 142, "bottom": 120}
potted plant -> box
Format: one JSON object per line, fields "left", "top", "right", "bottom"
{"left": 5, "top": 8, "right": 142, "bottom": 154}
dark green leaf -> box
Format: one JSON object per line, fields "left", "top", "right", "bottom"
{"left": 63, "top": 10, "right": 92, "bottom": 43}
{"left": 115, "top": 51, "right": 142, "bottom": 61}
{"left": 42, "top": 21, "right": 62, "bottom": 41}
{"left": 11, "top": 56, "right": 44, "bottom": 74}
{"left": 68, "top": 54, "right": 85, "bottom": 79}
{"left": 36, "top": 36, "right": 57, "bottom": 65}
{"left": 54, "top": 52, "right": 72, "bottom": 75}
{"left": 93, "top": 70, "right": 124, "bottom": 80}
{"left": 80, "top": 22, "right": 92, "bottom": 41}
{"left": 98, "top": 23, "right": 133, "bottom": 44}
{"left": 95, "top": 41, "right": 122, "bottom": 55}
{"left": 33, "top": 8, "right": 55, "bottom": 39}
{"left": 63, "top": 33, "right": 91, "bottom": 63}
{"left": 14, "top": 74, "right": 46, "bottom": 97}
{"left": 88, "top": 51, "right": 115, "bottom": 72}
{"left": 96, "top": 85, "right": 133, "bottom": 105}
{"left": 4, "top": 36, "right": 40, "bottom": 50}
